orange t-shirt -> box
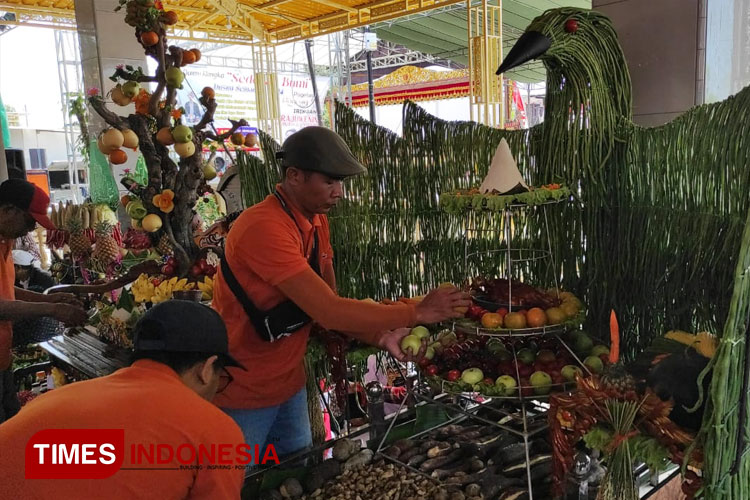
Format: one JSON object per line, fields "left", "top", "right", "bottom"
{"left": 0, "top": 239, "right": 16, "bottom": 370}
{"left": 0, "top": 360, "right": 245, "bottom": 499}
{"left": 212, "top": 187, "right": 334, "bottom": 410}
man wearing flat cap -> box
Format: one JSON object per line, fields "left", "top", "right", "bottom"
{"left": 0, "top": 300, "right": 246, "bottom": 499}
{"left": 213, "top": 126, "right": 469, "bottom": 457}
{"left": 0, "top": 179, "right": 87, "bottom": 423}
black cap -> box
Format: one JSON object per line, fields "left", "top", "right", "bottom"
{"left": 133, "top": 300, "right": 245, "bottom": 370}
{"left": 0, "top": 179, "right": 56, "bottom": 230}
{"left": 275, "top": 126, "right": 366, "bottom": 178}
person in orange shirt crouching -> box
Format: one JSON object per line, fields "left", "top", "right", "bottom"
{"left": 213, "top": 126, "right": 470, "bottom": 461}
{"left": 0, "top": 300, "right": 247, "bottom": 500}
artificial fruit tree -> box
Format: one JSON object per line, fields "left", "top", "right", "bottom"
{"left": 87, "top": 0, "right": 247, "bottom": 275}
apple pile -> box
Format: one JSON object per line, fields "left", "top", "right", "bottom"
{"left": 414, "top": 329, "right": 610, "bottom": 398}
{"left": 464, "top": 289, "right": 584, "bottom": 330}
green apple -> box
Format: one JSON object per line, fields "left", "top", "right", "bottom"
{"left": 495, "top": 375, "right": 518, "bottom": 396}
{"left": 440, "top": 332, "right": 457, "bottom": 346}
{"left": 411, "top": 325, "right": 430, "bottom": 340}
{"left": 517, "top": 348, "right": 536, "bottom": 365}
{"left": 590, "top": 345, "right": 610, "bottom": 357}
{"left": 561, "top": 365, "right": 583, "bottom": 382}
{"left": 121, "top": 81, "right": 141, "bottom": 98}
{"left": 487, "top": 340, "right": 508, "bottom": 354}
{"left": 424, "top": 346, "right": 435, "bottom": 360}
{"left": 165, "top": 67, "right": 185, "bottom": 88}
{"left": 496, "top": 349, "right": 513, "bottom": 362}
{"left": 429, "top": 341, "right": 443, "bottom": 354}
{"left": 461, "top": 368, "right": 484, "bottom": 385}
{"left": 400, "top": 334, "right": 422, "bottom": 356}
{"left": 172, "top": 125, "right": 193, "bottom": 143}
{"left": 574, "top": 333, "right": 594, "bottom": 356}
{"left": 530, "top": 371, "right": 552, "bottom": 395}
{"left": 584, "top": 355, "right": 604, "bottom": 374}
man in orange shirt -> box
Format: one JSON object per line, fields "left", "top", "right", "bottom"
{"left": 213, "top": 126, "right": 469, "bottom": 458}
{"left": 0, "top": 300, "right": 246, "bottom": 499}
{"left": 0, "top": 179, "right": 87, "bottom": 422}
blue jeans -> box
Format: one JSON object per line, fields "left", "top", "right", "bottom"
{"left": 223, "top": 387, "right": 313, "bottom": 461}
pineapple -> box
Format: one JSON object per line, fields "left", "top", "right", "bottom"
{"left": 92, "top": 222, "right": 120, "bottom": 265}
{"left": 67, "top": 217, "right": 91, "bottom": 258}
{"left": 157, "top": 234, "right": 173, "bottom": 256}
{"left": 600, "top": 363, "right": 636, "bottom": 394}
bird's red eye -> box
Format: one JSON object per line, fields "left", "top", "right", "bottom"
{"left": 565, "top": 19, "right": 579, "bottom": 33}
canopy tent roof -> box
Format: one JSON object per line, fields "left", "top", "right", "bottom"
{"left": 373, "top": 0, "right": 590, "bottom": 83}
{"left": 1, "top": 0, "right": 587, "bottom": 52}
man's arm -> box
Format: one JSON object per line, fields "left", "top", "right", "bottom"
{"left": 14, "top": 287, "right": 82, "bottom": 306}
{"left": 322, "top": 259, "right": 336, "bottom": 293}
{"left": 0, "top": 298, "right": 87, "bottom": 325}
{"left": 276, "top": 268, "right": 468, "bottom": 334}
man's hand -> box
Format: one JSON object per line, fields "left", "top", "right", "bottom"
{"left": 46, "top": 293, "right": 83, "bottom": 308}
{"left": 415, "top": 286, "right": 471, "bottom": 325}
{"left": 378, "top": 327, "right": 427, "bottom": 363}
{"left": 48, "top": 303, "right": 88, "bottom": 327}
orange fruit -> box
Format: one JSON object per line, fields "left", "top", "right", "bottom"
{"left": 481, "top": 312, "right": 503, "bottom": 329}
{"left": 230, "top": 132, "right": 245, "bottom": 146}
{"left": 503, "top": 312, "right": 527, "bottom": 329}
{"left": 201, "top": 86, "right": 215, "bottom": 100}
{"left": 121, "top": 195, "right": 132, "bottom": 207}
{"left": 140, "top": 31, "right": 159, "bottom": 47}
{"left": 109, "top": 149, "right": 128, "bottom": 165}
{"left": 546, "top": 307, "right": 567, "bottom": 325}
{"left": 560, "top": 301, "right": 579, "bottom": 318}
{"left": 190, "top": 48, "right": 202, "bottom": 62}
{"left": 161, "top": 10, "right": 178, "bottom": 25}
{"left": 526, "top": 307, "right": 547, "bottom": 327}
{"left": 181, "top": 50, "right": 196, "bottom": 65}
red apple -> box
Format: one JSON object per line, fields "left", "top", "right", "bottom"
{"left": 191, "top": 264, "right": 202, "bottom": 276}
{"left": 517, "top": 309, "right": 528, "bottom": 317}
{"left": 161, "top": 264, "right": 175, "bottom": 276}
{"left": 517, "top": 364, "right": 534, "bottom": 378}
{"left": 425, "top": 365, "right": 439, "bottom": 376}
{"left": 496, "top": 307, "right": 509, "bottom": 318}
{"left": 418, "top": 357, "right": 432, "bottom": 368}
{"left": 498, "top": 361, "right": 515, "bottom": 375}
{"left": 205, "top": 266, "right": 216, "bottom": 277}
{"left": 446, "top": 369, "right": 461, "bottom": 381}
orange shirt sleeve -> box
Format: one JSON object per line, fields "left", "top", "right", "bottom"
{"left": 276, "top": 268, "right": 417, "bottom": 340}
{"left": 230, "top": 218, "right": 309, "bottom": 286}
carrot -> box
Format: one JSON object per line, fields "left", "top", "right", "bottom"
{"left": 609, "top": 309, "right": 620, "bottom": 364}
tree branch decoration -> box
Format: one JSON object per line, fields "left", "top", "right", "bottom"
{"left": 87, "top": 0, "right": 247, "bottom": 275}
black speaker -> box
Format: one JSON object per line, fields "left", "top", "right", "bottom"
{"left": 4, "top": 148, "right": 25, "bottom": 180}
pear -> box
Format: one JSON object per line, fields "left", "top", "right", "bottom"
{"left": 172, "top": 125, "right": 192, "bottom": 144}
{"left": 165, "top": 68, "right": 184, "bottom": 88}
{"left": 174, "top": 141, "right": 196, "bottom": 158}
{"left": 121, "top": 81, "right": 140, "bottom": 98}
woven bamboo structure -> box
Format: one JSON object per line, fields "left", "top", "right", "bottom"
{"left": 238, "top": 7, "right": 750, "bottom": 496}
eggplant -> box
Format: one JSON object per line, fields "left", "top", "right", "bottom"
{"left": 490, "top": 442, "right": 529, "bottom": 466}
{"left": 502, "top": 454, "right": 552, "bottom": 477}
{"left": 497, "top": 488, "right": 529, "bottom": 500}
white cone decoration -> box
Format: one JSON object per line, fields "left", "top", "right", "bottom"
{"left": 479, "top": 138, "right": 529, "bottom": 195}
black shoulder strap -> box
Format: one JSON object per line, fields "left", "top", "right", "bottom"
{"left": 273, "top": 189, "right": 321, "bottom": 276}
{"left": 219, "top": 257, "right": 269, "bottom": 336}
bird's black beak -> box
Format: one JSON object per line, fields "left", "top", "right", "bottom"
{"left": 495, "top": 31, "right": 551, "bottom": 75}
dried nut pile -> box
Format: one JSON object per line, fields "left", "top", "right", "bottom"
{"left": 300, "top": 462, "right": 454, "bottom": 500}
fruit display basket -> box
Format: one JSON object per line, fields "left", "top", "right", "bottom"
{"left": 453, "top": 319, "right": 569, "bottom": 338}
{"left": 413, "top": 327, "right": 611, "bottom": 403}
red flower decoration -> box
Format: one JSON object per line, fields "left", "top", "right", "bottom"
{"left": 87, "top": 87, "right": 100, "bottom": 96}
